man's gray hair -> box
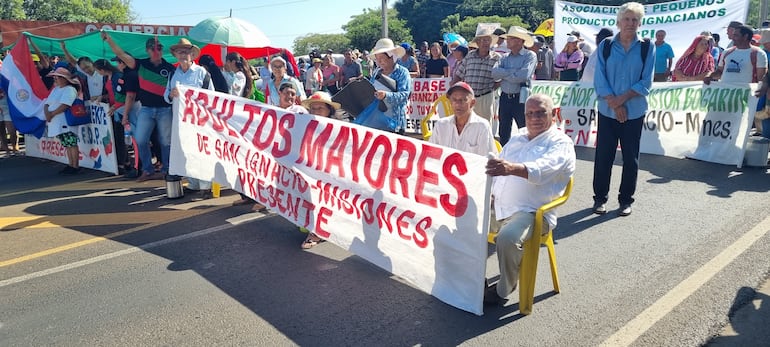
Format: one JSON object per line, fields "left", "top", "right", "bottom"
{"left": 526, "top": 93, "right": 555, "bottom": 112}
{"left": 616, "top": 2, "right": 645, "bottom": 23}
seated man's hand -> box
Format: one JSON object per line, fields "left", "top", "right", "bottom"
{"left": 486, "top": 158, "right": 514, "bottom": 176}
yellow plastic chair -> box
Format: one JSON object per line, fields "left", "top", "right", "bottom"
{"left": 488, "top": 176, "right": 574, "bottom": 315}
{"left": 420, "top": 94, "right": 452, "bottom": 141}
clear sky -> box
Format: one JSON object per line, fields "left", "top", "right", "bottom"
{"left": 129, "top": 0, "right": 386, "bottom": 51}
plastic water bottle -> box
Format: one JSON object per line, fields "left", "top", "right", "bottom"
{"left": 124, "top": 124, "right": 132, "bottom": 146}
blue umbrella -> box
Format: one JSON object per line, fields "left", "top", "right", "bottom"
{"left": 443, "top": 33, "right": 468, "bottom": 47}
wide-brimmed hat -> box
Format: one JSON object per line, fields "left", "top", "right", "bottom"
{"left": 311, "top": 57, "right": 322, "bottom": 64}
{"left": 501, "top": 26, "right": 534, "bottom": 48}
{"left": 302, "top": 91, "right": 341, "bottom": 111}
{"left": 370, "top": 38, "right": 406, "bottom": 58}
{"left": 170, "top": 38, "right": 200, "bottom": 58}
{"left": 760, "top": 29, "right": 770, "bottom": 45}
{"left": 473, "top": 27, "right": 498, "bottom": 42}
{"left": 47, "top": 67, "right": 80, "bottom": 85}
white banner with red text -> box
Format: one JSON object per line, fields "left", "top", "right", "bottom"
{"left": 25, "top": 102, "right": 119, "bottom": 174}
{"left": 405, "top": 77, "right": 451, "bottom": 134}
{"left": 531, "top": 81, "right": 756, "bottom": 166}
{"left": 169, "top": 86, "right": 492, "bottom": 315}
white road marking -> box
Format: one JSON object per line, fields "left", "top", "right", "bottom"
{"left": 600, "top": 215, "right": 770, "bottom": 346}
{"left": 0, "top": 223, "right": 238, "bottom": 288}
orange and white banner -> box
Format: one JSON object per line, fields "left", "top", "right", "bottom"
{"left": 169, "top": 86, "right": 492, "bottom": 315}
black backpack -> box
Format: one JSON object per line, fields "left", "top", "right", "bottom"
{"left": 602, "top": 37, "right": 651, "bottom": 79}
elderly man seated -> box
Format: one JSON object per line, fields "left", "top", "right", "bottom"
{"left": 484, "top": 93, "right": 576, "bottom": 305}
{"left": 428, "top": 82, "right": 496, "bottom": 156}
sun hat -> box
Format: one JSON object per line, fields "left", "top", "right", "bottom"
{"left": 501, "top": 26, "right": 534, "bottom": 48}
{"left": 370, "top": 38, "right": 406, "bottom": 58}
{"left": 760, "top": 29, "right": 770, "bottom": 45}
{"left": 446, "top": 81, "right": 475, "bottom": 97}
{"left": 311, "top": 57, "right": 322, "bottom": 64}
{"left": 566, "top": 35, "right": 579, "bottom": 43}
{"left": 270, "top": 56, "right": 287, "bottom": 68}
{"left": 302, "top": 91, "right": 341, "bottom": 110}
{"left": 47, "top": 67, "right": 80, "bottom": 85}
{"left": 169, "top": 38, "right": 201, "bottom": 58}
{"left": 473, "top": 26, "right": 499, "bottom": 42}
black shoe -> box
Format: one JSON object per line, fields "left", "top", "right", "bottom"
{"left": 619, "top": 204, "right": 632, "bottom": 216}
{"left": 483, "top": 284, "right": 505, "bottom": 306}
{"left": 58, "top": 166, "right": 76, "bottom": 175}
{"left": 592, "top": 202, "right": 607, "bottom": 215}
{"left": 123, "top": 168, "right": 139, "bottom": 179}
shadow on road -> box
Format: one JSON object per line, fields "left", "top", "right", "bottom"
{"left": 706, "top": 286, "right": 770, "bottom": 346}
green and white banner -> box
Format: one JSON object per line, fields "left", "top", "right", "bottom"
{"left": 553, "top": 0, "right": 749, "bottom": 62}
{"left": 532, "top": 81, "right": 757, "bottom": 166}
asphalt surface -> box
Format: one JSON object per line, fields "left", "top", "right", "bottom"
{"left": 1, "top": 147, "right": 769, "bottom": 347}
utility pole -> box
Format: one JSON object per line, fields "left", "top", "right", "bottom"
{"left": 762, "top": 0, "right": 768, "bottom": 27}
{"left": 381, "top": 0, "right": 388, "bottom": 38}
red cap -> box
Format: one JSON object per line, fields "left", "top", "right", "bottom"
{"left": 447, "top": 81, "right": 475, "bottom": 97}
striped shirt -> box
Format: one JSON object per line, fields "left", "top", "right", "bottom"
{"left": 136, "top": 58, "right": 174, "bottom": 107}
{"left": 456, "top": 50, "right": 501, "bottom": 96}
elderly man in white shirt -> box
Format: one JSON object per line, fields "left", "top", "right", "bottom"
{"left": 429, "top": 82, "right": 496, "bottom": 156}
{"left": 164, "top": 38, "right": 215, "bottom": 200}
{"left": 484, "top": 93, "right": 576, "bottom": 305}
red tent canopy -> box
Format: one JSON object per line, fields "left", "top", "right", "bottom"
{"left": 199, "top": 44, "right": 299, "bottom": 75}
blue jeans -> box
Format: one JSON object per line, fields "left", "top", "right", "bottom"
{"left": 498, "top": 92, "right": 525, "bottom": 146}
{"left": 135, "top": 106, "right": 172, "bottom": 175}
{"left": 762, "top": 118, "right": 770, "bottom": 139}
{"left": 592, "top": 114, "right": 644, "bottom": 206}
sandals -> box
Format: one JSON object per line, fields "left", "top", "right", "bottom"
{"left": 301, "top": 233, "right": 325, "bottom": 249}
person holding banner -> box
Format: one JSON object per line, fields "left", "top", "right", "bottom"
{"left": 592, "top": 2, "right": 655, "bottom": 217}
{"left": 164, "top": 38, "right": 215, "bottom": 199}
{"left": 491, "top": 26, "right": 537, "bottom": 146}
{"left": 429, "top": 82, "right": 496, "bottom": 155}
{"left": 44, "top": 67, "right": 82, "bottom": 175}
{"left": 484, "top": 94, "right": 576, "bottom": 305}
{"left": 277, "top": 82, "right": 308, "bottom": 115}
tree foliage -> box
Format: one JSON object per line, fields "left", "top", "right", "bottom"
{"left": 456, "top": 0, "right": 551, "bottom": 31}
{"left": 1, "top": 0, "right": 134, "bottom": 22}
{"left": 394, "top": 0, "right": 456, "bottom": 44}
{"left": 343, "top": 8, "right": 413, "bottom": 51}
{"left": 293, "top": 33, "right": 351, "bottom": 56}
{"left": 441, "top": 15, "right": 528, "bottom": 42}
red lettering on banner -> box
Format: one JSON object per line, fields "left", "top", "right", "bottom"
{"left": 376, "top": 202, "right": 397, "bottom": 232}
{"left": 413, "top": 216, "right": 431, "bottom": 248}
{"left": 181, "top": 89, "right": 197, "bottom": 123}
{"left": 215, "top": 139, "right": 240, "bottom": 165}
{"left": 389, "top": 138, "right": 417, "bottom": 198}
{"left": 324, "top": 124, "right": 349, "bottom": 177}
{"left": 414, "top": 144, "right": 441, "bottom": 207}
{"left": 364, "top": 135, "right": 391, "bottom": 189}
{"left": 349, "top": 127, "right": 373, "bottom": 182}
{"left": 295, "top": 120, "right": 334, "bottom": 169}
{"left": 441, "top": 153, "right": 469, "bottom": 217}
{"left": 241, "top": 104, "right": 261, "bottom": 137}
{"left": 396, "top": 210, "right": 415, "bottom": 241}
{"left": 361, "top": 198, "right": 374, "bottom": 224}
{"left": 215, "top": 98, "right": 239, "bottom": 137}
{"left": 252, "top": 109, "right": 277, "bottom": 150}
{"left": 195, "top": 92, "right": 211, "bottom": 126}
{"left": 272, "top": 113, "right": 294, "bottom": 158}
{"left": 197, "top": 133, "right": 210, "bottom": 154}
{"left": 315, "top": 207, "right": 333, "bottom": 237}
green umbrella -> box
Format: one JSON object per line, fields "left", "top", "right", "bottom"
{"left": 188, "top": 16, "right": 270, "bottom": 48}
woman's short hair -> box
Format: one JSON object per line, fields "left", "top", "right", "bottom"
{"left": 616, "top": 2, "right": 645, "bottom": 23}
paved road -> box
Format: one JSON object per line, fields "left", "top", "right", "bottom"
{"left": 1, "top": 149, "right": 769, "bottom": 346}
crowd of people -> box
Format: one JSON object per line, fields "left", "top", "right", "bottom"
{"left": 1, "top": 1, "right": 768, "bottom": 306}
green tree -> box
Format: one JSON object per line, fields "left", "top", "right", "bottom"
{"left": 17, "top": 0, "right": 133, "bottom": 22}
{"left": 456, "top": 0, "right": 552, "bottom": 30}
{"left": 441, "top": 15, "right": 528, "bottom": 42}
{"left": 293, "top": 33, "right": 351, "bottom": 56}
{"left": 343, "top": 7, "right": 413, "bottom": 51}
{"left": 394, "top": 0, "right": 456, "bottom": 44}
{"left": 0, "top": 0, "right": 26, "bottom": 20}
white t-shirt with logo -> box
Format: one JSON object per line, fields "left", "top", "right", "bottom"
{"left": 46, "top": 85, "right": 78, "bottom": 137}
{"left": 718, "top": 47, "right": 768, "bottom": 83}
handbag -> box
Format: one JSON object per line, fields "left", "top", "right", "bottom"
{"left": 64, "top": 98, "right": 90, "bottom": 126}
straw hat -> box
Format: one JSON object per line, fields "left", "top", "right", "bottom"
{"left": 170, "top": 38, "right": 201, "bottom": 58}
{"left": 501, "top": 26, "right": 534, "bottom": 48}
{"left": 760, "top": 29, "right": 770, "bottom": 45}
{"left": 302, "top": 91, "right": 341, "bottom": 111}
{"left": 47, "top": 67, "right": 80, "bottom": 85}
{"left": 473, "top": 27, "right": 499, "bottom": 42}
{"left": 370, "top": 38, "right": 406, "bottom": 58}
